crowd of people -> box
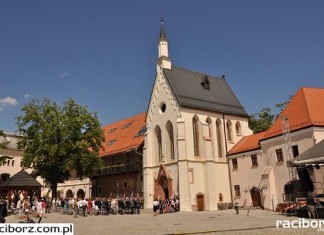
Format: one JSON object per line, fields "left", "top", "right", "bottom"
{"left": 51, "top": 196, "right": 144, "bottom": 216}
{"left": 153, "top": 197, "right": 180, "bottom": 216}
{"left": 0, "top": 193, "right": 180, "bottom": 221}
{"left": 0, "top": 195, "right": 50, "bottom": 223}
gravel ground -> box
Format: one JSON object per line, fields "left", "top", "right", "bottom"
{"left": 4, "top": 208, "right": 321, "bottom": 235}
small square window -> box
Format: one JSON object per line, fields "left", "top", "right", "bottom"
{"left": 113, "top": 182, "right": 119, "bottom": 189}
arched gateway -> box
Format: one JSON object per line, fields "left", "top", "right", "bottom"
{"left": 154, "top": 164, "right": 173, "bottom": 200}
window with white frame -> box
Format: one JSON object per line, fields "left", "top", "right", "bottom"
{"left": 276, "top": 148, "right": 284, "bottom": 162}
{"left": 234, "top": 185, "right": 241, "bottom": 197}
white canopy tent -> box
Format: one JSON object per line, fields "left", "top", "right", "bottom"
{"left": 291, "top": 139, "right": 324, "bottom": 165}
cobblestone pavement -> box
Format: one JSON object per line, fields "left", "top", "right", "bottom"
{"left": 5, "top": 208, "right": 322, "bottom": 235}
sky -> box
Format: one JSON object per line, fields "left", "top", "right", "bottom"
{"left": 1, "top": 0, "right": 324, "bottom": 133}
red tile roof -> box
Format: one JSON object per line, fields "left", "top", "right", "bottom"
{"left": 100, "top": 112, "right": 146, "bottom": 157}
{"left": 228, "top": 86, "right": 324, "bottom": 155}
{"left": 262, "top": 87, "right": 324, "bottom": 140}
{"left": 227, "top": 131, "right": 265, "bottom": 156}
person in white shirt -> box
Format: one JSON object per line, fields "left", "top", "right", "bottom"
{"left": 153, "top": 199, "right": 159, "bottom": 216}
{"left": 81, "top": 198, "right": 87, "bottom": 216}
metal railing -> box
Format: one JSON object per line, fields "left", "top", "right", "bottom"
{"left": 91, "top": 162, "right": 142, "bottom": 177}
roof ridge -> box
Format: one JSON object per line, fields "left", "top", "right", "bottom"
{"left": 102, "top": 112, "right": 146, "bottom": 128}
{"left": 300, "top": 87, "right": 312, "bottom": 125}
{"left": 300, "top": 86, "right": 324, "bottom": 90}
{"left": 227, "top": 131, "right": 265, "bottom": 156}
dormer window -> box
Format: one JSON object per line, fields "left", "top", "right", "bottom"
{"left": 107, "top": 139, "right": 117, "bottom": 146}
{"left": 135, "top": 126, "right": 147, "bottom": 137}
{"left": 108, "top": 128, "right": 117, "bottom": 134}
{"left": 201, "top": 74, "right": 210, "bottom": 90}
{"left": 122, "top": 122, "right": 132, "bottom": 129}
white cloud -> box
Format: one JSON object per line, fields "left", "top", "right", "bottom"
{"left": 24, "top": 94, "right": 33, "bottom": 100}
{"left": 0, "top": 96, "right": 18, "bottom": 111}
{"left": 60, "top": 72, "right": 70, "bottom": 78}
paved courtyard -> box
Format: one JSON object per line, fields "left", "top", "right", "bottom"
{"left": 5, "top": 208, "right": 321, "bottom": 234}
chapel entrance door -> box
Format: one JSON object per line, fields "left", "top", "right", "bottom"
{"left": 154, "top": 164, "right": 173, "bottom": 200}
{"left": 197, "top": 194, "right": 204, "bottom": 211}
{"left": 250, "top": 187, "right": 261, "bottom": 207}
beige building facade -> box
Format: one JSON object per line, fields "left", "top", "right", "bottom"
{"left": 143, "top": 19, "right": 252, "bottom": 211}
{"left": 0, "top": 132, "right": 46, "bottom": 197}
{"left": 228, "top": 87, "right": 324, "bottom": 211}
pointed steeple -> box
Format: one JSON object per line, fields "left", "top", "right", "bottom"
{"left": 160, "top": 16, "right": 166, "bottom": 39}
{"left": 157, "top": 16, "right": 171, "bottom": 70}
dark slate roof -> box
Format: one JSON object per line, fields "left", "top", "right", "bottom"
{"left": 0, "top": 169, "right": 42, "bottom": 188}
{"left": 163, "top": 66, "right": 248, "bottom": 116}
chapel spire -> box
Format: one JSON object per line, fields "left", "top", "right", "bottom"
{"left": 160, "top": 16, "right": 166, "bottom": 39}
{"left": 157, "top": 16, "right": 171, "bottom": 70}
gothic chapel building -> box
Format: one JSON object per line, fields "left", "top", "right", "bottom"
{"left": 143, "top": 19, "right": 253, "bottom": 211}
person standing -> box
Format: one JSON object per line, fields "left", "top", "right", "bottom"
{"left": 306, "top": 191, "right": 316, "bottom": 219}
{"left": 153, "top": 198, "right": 159, "bottom": 216}
{"left": 159, "top": 199, "right": 164, "bottom": 214}
{"left": 81, "top": 198, "right": 87, "bottom": 217}
{"left": 74, "top": 198, "right": 79, "bottom": 218}
{"left": 40, "top": 199, "right": 46, "bottom": 217}
{"left": 0, "top": 197, "right": 6, "bottom": 223}
{"left": 135, "top": 197, "right": 141, "bottom": 214}
{"left": 234, "top": 199, "right": 239, "bottom": 214}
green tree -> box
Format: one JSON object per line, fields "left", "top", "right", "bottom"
{"left": 0, "top": 130, "right": 13, "bottom": 164}
{"left": 276, "top": 95, "right": 293, "bottom": 112}
{"left": 248, "top": 107, "right": 275, "bottom": 133}
{"left": 16, "top": 97, "right": 104, "bottom": 198}
{"left": 249, "top": 96, "right": 293, "bottom": 133}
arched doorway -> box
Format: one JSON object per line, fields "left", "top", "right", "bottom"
{"left": 76, "top": 189, "right": 85, "bottom": 199}
{"left": 250, "top": 187, "right": 261, "bottom": 207}
{"left": 197, "top": 194, "right": 204, "bottom": 211}
{"left": 65, "top": 189, "right": 73, "bottom": 199}
{"left": 154, "top": 164, "right": 173, "bottom": 200}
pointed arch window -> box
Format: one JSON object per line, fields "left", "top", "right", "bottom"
{"left": 193, "top": 116, "right": 200, "bottom": 157}
{"left": 155, "top": 126, "right": 163, "bottom": 162}
{"left": 166, "top": 121, "right": 175, "bottom": 160}
{"left": 206, "top": 117, "right": 214, "bottom": 158}
{"left": 226, "top": 120, "right": 233, "bottom": 142}
{"left": 206, "top": 117, "right": 212, "bottom": 139}
{"left": 235, "top": 121, "right": 242, "bottom": 136}
{"left": 216, "top": 119, "right": 223, "bottom": 158}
